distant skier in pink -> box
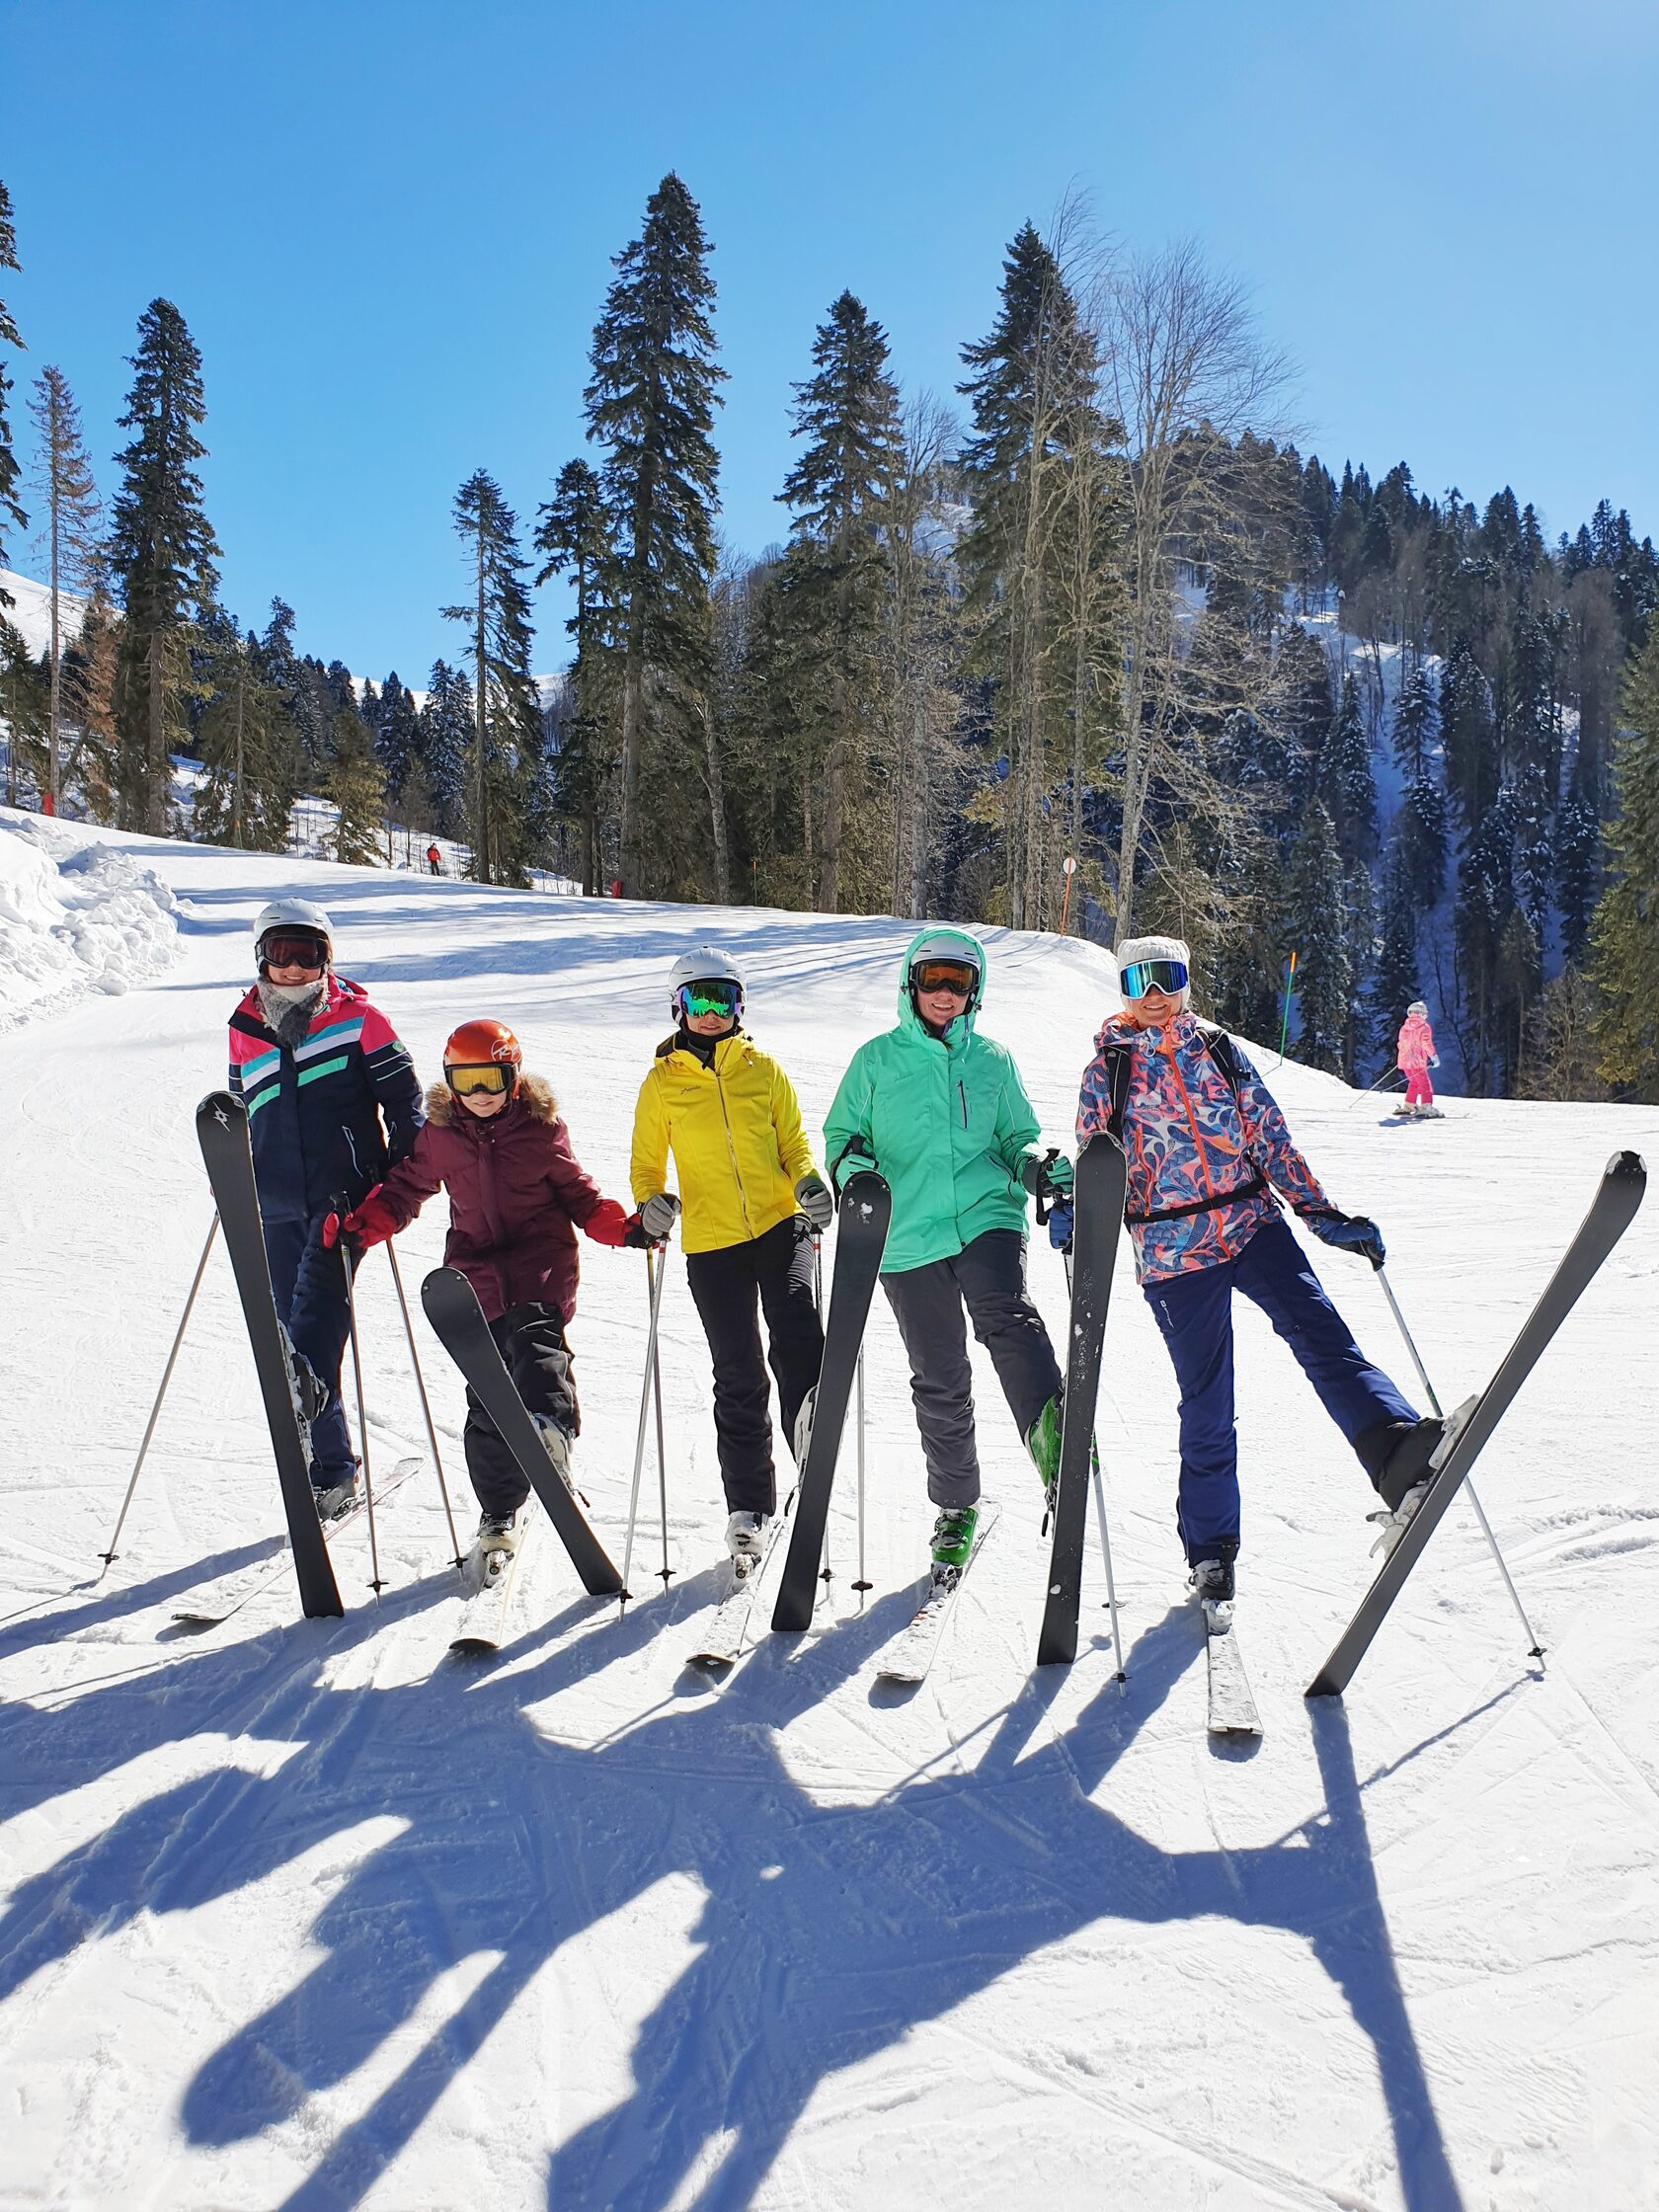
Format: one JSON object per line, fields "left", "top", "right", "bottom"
{"left": 1395, "top": 1000, "right": 1440, "bottom": 1116}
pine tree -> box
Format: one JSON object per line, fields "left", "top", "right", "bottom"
{"left": 1395, "top": 770, "right": 1448, "bottom": 909}
{"left": 324, "top": 707, "right": 386, "bottom": 865}
{"left": 1371, "top": 839, "right": 1422, "bottom": 1066}
{"left": 1440, "top": 635, "right": 1497, "bottom": 829}
{"left": 1341, "top": 858, "right": 1378, "bottom": 1080}
{"left": 1554, "top": 789, "right": 1600, "bottom": 964}
{"left": 776, "top": 290, "right": 905, "bottom": 910}
{"left": 584, "top": 173, "right": 725, "bottom": 893}
{"left": 441, "top": 470, "right": 542, "bottom": 884}
{"left": 1278, "top": 623, "right": 1334, "bottom": 815}
{"left": 534, "top": 456, "right": 615, "bottom": 893}
{"left": 1454, "top": 780, "right": 1517, "bottom": 1091}
{"left": 1390, "top": 662, "right": 1438, "bottom": 779}
{"left": 1590, "top": 629, "right": 1659, "bottom": 1096}
{"left": 375, "top": 672, "right": 421, "bottom": 800}
{"left": 1511, "top": 761, "right": 1553, "bottom": 945}
{"left": 108, "top": 300, "right": 221, "bottom": 833}
{"left": 59, "top": 584, "right": 120, "bottom": 821}
{"left": 1319, "top": 670, "right": 1377, "bottom": 862}
{"left": 1281, "top": 797, "right": 1352, "bottom": 1072}
{"left": 194, "top": 627, "right": 295, "bottom": 850}
{"left": 417, "top": 659, "right": 473, "bottom": 836}
{"left": 27, "top": 365, "right": 104, "bottom": 811}
{"left": 0, "top": 179, "right": 26, "bottom": 606}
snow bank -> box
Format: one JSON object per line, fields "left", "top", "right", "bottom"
{"left": 0, "top": 816, "right": 181, "bottom": 1025}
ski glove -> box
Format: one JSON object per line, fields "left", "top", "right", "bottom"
{"left": 1047, "top": 1196, "right": 1075, "bottom": 1253}
{"left": 582, "top": 1199, "right": 633, "bottom": 1249}
{"left": 830, "top": 1140, "right": 879, "bottom": 1197}
{"left": 322, "top": 1188, "right": 398, "bottom": 1253}
{"left": 795, "top": 1173, "right": 834, "bottom": 1232}
{"left": 1430, "top": 1055, "right": 1441, "bottom": 1068}
{"left": 1303, "top": 1209, "right": 1385, "bottom": 1266}
{"left": 1020, "top": 1148, "right": 1075, "bottom": 1201}
{"left": 639, "top": 1191, "right": 682, "bottom": 1243}
{"left": 619, "top": 1212, "right": 655, "bottom": 1251}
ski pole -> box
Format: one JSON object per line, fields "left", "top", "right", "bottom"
{"left": 852, "top": 1348, "right": 871, "bottom": 1596}
{"left": 384, "top": 1243, "right": 465, "bottom": 1569}
{"left": 813, "top": 1237, "right": 832, "bottom": 1591}
{"left": 339, "top": 1228, "right": 385, "bottom": 1598}
{"left": 99, "top": 1212, "right": 219, "bottom": 1570}
{"left": 1064, "top": 1245, "right": 1127, "bottom": 1680}
{"left": 650, "top": 1249, "right": 672, "bottom": 1586}
{"left": 1347, "top": 1064, "right": 1404, "bottom": 1110}
{"left": 620, "top": 1242, "right": 670, "bottom": 1608}
{"left": 1372, "top": 1260, "right": 1544, "bottom": 1660}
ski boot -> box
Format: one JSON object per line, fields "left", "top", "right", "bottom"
{"left": 726, "top": 1510, "right": 771, "bottom": 1576}
{"left": 929, "top": 1504, "right": 979, "bottom": 1596}
{"left": 1189, "top": 1550, "right": 1236, "bottom": 1604}
{"left": 1367, "top": 1411, "right": 1454, "bottom": 1555}
{"left": 791, "top": 1387, "right": 817, "bottom": 1466}
{"left": 279, "top": 1324, "right": 330, "bottom": 1425}
{"left": 311, "top": 1471, "right": 358, "bottom": 1522}
{"left": 477, "top": 1508, "right": 518, "bottom": 1558}
{"left": 533, "top": 1414, "right": 578, "bottom": 1497}
{"left": 1026, "top": 1392, "right": 1063, "bottom": 1520}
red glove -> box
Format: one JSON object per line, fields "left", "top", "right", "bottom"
{"left": 322, "top": 1188, "right": 399, "bottom": 1252}
{"left": 583, "top": 1198, "right": 632, "bottom": 1249}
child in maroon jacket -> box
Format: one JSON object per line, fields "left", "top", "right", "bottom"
{"left": 329, "top": 1018, "right": 636, "bottom": 1558}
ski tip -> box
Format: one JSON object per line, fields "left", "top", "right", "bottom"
{"left": 1608, "top": 1148, "right": 1647, "bottom": 1186}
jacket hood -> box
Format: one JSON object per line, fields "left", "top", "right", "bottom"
{"left": 896, "top": 925, "right": 988, "bottom": 1046}
{"left": 424, "top": 1069, "right": 559, "bottom": 1129}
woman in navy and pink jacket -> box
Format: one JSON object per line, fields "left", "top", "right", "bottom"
{"left": 1075, "top": 935, "right": 1441, "bottom": 1603}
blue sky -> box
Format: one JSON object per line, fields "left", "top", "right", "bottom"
{"left": 5, "top": 0, "right": 1656, "bottom": 681}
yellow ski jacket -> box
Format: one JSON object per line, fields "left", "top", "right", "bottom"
{"left": 630, "top": 1030, "right": 819, "bottom": 1254}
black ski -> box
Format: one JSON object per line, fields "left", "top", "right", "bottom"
{"left": 771, "top": 1171, "right": 892, "bottom": 1632}
{"left": 421, "top": 1266, "right": 622, "bottom": 1597}
{"left": 1037, "top": 1135, "right": 1128, "bottom": 1666}
{"left": 1306, "top": 1147, "right": 1646, "bottom": 1698}
{"left": 196, "top": 1091, "right": 343, "bottom": 1620}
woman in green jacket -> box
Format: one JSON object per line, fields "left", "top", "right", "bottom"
{"left": 823, "top": 928, "right": 1069, "bottom": 1591}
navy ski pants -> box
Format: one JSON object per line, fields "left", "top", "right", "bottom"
{"left": 263, "top": 1211, "right": 357, "bottom": 1487}
{"left": 1144, "top": 1215, "right": 1417, "bottom": 1563}
{"left": 882, "top": 1228, "right": 1062, "bottom": 1511}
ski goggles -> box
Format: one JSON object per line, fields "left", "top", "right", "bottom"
{"left": 677, "top": 981, "right": 743, "bottom": 1018}
{"left": 909, "top": 959, "right": 979, "bottom": 997}
{"left": 260, "top": 933, "right": 329, "bottom": 972}
{"left": 1120, "top": 957, "right": 1189, "bottom": 999}
{"left": 444, "top": 1062, "right": 514, "bottom": 1097}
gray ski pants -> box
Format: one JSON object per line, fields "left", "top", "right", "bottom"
{"left": 881, "top": 1228, "right": 1062, "bottom": 1509}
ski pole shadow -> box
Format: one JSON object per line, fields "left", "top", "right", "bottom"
{"left": 0, "top": 1571, "right": 1464, "bottom": 2212}
{"left": 0, "top": 1539, "right": 278, "bottom": 1665}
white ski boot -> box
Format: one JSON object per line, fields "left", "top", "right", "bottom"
{"left": 726, "top": 1510, "right": 770, "bottom": 1572}
{"left": 477, "top": 1508, "right": 518, "bottom": 1558}
{"left": 791, "top": 1388, "right": 817, "bottom": 1465}
{"left": 533, "top": 1415, "right": 577, "bottom": 1496}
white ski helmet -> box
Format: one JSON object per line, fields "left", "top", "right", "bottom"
{"left": 906, "top": 929, "right": 985, "bottom": 1013}
{"left": 668, "top": 944, "right": 746, "bottom": 1024}
{"left": 254, "top": 898, "right": 334, "bottom": 970}
{"left": 1407, "top": 999, "right": 1429, "bottom": 1018}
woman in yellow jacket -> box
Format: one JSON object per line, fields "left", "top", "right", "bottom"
{"left": 630, "top": 946, "right": 830, "bottom": 1562}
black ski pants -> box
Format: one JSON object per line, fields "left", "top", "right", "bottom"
{"left": 464, "top": 1301, "right": 579, "bottom": 1519}
{"left": 882, "top": 1227, "right": 1062, "bottom": 1511}
{"left": 265, "top": 1212, "right": 358, "bottom": 1488}
{"left": 684, "top": 1215, "right": 825, "bottom": 1516}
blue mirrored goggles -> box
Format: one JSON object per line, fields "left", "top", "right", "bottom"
{"left": 677, "top": 980, "right": 742, "bottom": 1019}
{"left": 1120, "top": 957, "right": 1189, "bottom": 999}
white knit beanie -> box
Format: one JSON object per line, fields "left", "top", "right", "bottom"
{"left": 1117, "top": 934, "right": 1191, "bottom": 1007}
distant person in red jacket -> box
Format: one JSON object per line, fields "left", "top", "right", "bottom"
{"left": 426, "top": 843, "right": 442, "bottom": 876}
{"left": 326, "top": 1020, "right": 637, "bottom": 1565}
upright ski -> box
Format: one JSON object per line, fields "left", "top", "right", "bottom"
{"left": 1204, "top": 1600, "right": 1262, "bottom": 1736}
{"left": 1037, "top": 1136, "right": 1129, "bottom": 1666}
{"left": 196, "top": 1091, "right": 343, "bottom": 1620}
{"left": 421, "top": 1267, "right": 623, "bottom": 1597}
{"left": 1307, "top": 1148, "right": 1646, "bottom": 1698}
{"left": 171, "top": 1456, "right": 422, "bottom": 1628}
{"left": 879, "top": 1502, "right": 1001, "bottom": 1686}
{"left": 771, "top": 1173, "right": 891, "bottom": 1632}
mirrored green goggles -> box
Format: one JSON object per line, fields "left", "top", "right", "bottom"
{"left": 677, "top": 981, "right": 742, "bottom": 1019}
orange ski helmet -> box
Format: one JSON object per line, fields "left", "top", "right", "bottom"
{"left": 442, "top": 1018, "right": 522, "bottom": 1098}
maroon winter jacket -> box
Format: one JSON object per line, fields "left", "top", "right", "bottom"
{"left": 376, "top": 1073, "right": 622, "bottom": 1323}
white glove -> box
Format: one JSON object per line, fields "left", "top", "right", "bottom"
{"left": 640, "top": 1191, "right": 681, "bottom": 1242}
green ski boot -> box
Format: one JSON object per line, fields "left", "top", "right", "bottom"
{"left": 1026, "top": 1392, "right": 1063, "bottom": 1516}
{"left": 929, "top": 1504, "right": 979, "bottom": 1592}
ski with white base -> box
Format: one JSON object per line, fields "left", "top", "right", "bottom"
{"left": 450, "top": 1507, "right": 537, "bottom": 1654}
{"left": 1203, "top": 1599, "right": 1262, "bottom": 1736}
{"left": 170, "top": 1457, "right": 423, "bottom": 1628}
{"left": 878, "top": 1503, "right": 1001, "bottom": 1685}
{"left": 689, "top": 1513, "right": 792, "bottom": 1669}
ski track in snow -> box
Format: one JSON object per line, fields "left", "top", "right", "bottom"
{"left": 1, "top": 807, "right": 1656, "bottom": 2210}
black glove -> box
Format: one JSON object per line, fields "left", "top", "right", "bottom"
{"left": 1303, "top": 1209, "right": 1385, "bottom": 1266}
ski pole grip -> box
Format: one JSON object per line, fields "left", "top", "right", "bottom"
{"left": 1034, "top": 1146, "right": 1060, "bottom": 1225}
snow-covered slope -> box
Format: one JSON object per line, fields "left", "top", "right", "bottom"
{"left": 1, "top": 810, "right": 1655, "bottom": 2211}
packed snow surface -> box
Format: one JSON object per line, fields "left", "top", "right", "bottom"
{"left": 2, "top": 811, "right": 1656, "bottom": 2211}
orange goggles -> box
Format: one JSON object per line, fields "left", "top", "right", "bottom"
{"left": 445, "top": 1063, "right": 513, "bottom": 1097}
{"left": 911, "top": 959, "right": 978, "bottom": 997}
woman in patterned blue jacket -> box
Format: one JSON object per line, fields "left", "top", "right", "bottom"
{"left": 1075, "top": 934, "right": 1441, "bottom": 1602}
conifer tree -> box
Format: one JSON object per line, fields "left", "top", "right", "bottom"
{"left": 1319, "top": 670, "right": 1377, "bottom": 862}
{"left": 375, "top": 672, "right": 421, "bottom": 798}
{"left": 1454, "top": 781, "right": 1517, "bottom": 1090}
{"left": 535, "top": 456, "right": 614, "bottom": 893}
{"left": 1395, "top": 771, "right": 1448, "bottom": 909}
{"left": 27, "top": 366, "right": 103, "bottom": 810}
{"left": 1554, "top": 789, "right": 1600, "bottom": 964}
{"left": 324, "top": 707, "right": 386, "bottom": 865}
{"left": 1371, "top": 839, "right": 1423, "bottom": 1062}
{"left": 108, "top": 300, "right": 221, "bottom": 833}
{"left": 778, "top": 289, "right": 904, "bottom": 910}
{"left": 584, "top": 173, "right": 725, "bottom": 893}
{"left": 1278, "top": 623, "right": 1334, "bottom": 813}
{"left": 194, "top": 627, "right": 294, "bottom": 850}
{"left": 0, "top": 179, "right": 25, "bottom": 605}
{"left": 417, "top": 659, "right": 473, "bottom": 836}
{"left": 1440, "top": 635, "right": 1497, "bottom": 828}
{"left": 1390, "top": 662, "right": 1438, "bottom": 779}
{"left": 442, "top": 470, "right": 542, "bottom": 884}
{"left": 1590, "top": 629, "right": 1659, "bottom": 1095}
{"left": 1281, "top": 797, "right": 1352, "bottom": 1072}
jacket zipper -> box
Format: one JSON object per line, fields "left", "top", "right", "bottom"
{"left": 957, "top": 1077, "right": 968, "bottom": 1130}
{"left": 712, "top": 1061, "right": 755, "bottom": 1239}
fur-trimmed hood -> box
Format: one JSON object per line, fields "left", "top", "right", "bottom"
{"left": 423, "top": 1069, "right": 559, "bottom": 1129}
